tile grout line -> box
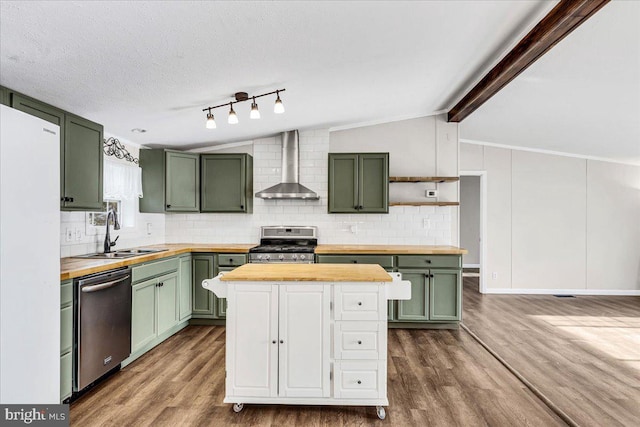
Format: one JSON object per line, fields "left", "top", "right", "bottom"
{"left": 460, "top": 322, "right": 579, "bottom": 427}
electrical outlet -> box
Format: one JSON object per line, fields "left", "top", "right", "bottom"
{"left": 492, "top": 272, "right": 498, "bottom": 280}
{"left": 146, "top": 223, "right": 152, "bottom": 235}
{"left": 65, "top": 228, "right": 73, "bottom": 242}
{"left": 426, "top": 189, "right": 438, "bottom": 198}
{"left": 75, "top": 228, "right": 82, "bottom": 241}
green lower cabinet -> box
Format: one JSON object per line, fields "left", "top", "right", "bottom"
{"left": 178, "top": 255, "right": 192, "bottom": 321}
{"left": 60, "top": 280, "right": 73, "bottom": 402}
{"left": 0, "top": 86, "right": 9, "bottom": 106}
{"left": 396, "top": 270, "right": 430, "bottom": 321}
{"left": 429, "top": 269, "right": 461, "bottom": 321}
{"left": 131, "top": 278, "right": 158, "bottom": 353}
{"left": 192, "top": 254, "right": 216, "bottom": 318}
{"left": 157, "top": 272, "right": 179, "bottom": 335}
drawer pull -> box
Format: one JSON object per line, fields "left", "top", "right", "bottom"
{"left": 357, "top": 380, "right": 362, "bottom": 384}
{"left": 272, "top": 340, "right": 276, "bottom": 344}
{"left": 352, "top": 260, "right": 357, "bottom": 263}
{"left": 357, "top": 340, "right": 362, "bottom": 345}
{"left": 358, "top": 301, "right": 362, "bottom": 306}
{"left": 425, "top": 260, "right": 431, "bottom": 263}
{"left": 280, "top": 340, "right": 284, "bottom": 344}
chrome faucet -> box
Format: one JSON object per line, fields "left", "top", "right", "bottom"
{"left": 104, "top": 209, "right": 120, "bottom": 253}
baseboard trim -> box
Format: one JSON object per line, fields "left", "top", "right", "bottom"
{"left": 482, "top": 288, "right": 640, "bottom": 296}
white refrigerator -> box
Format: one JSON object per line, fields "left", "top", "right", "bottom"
{"left": 0, "top": 104, "right": 61, "bottom": 403}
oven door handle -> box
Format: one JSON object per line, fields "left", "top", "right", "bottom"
{"left": 81, "top": 276, "right": 130, "bottom": 293}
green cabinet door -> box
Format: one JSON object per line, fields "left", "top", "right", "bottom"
{"left": 328, "top": 153, "right": 388, "bottom": 213}
{"left": 192, "top": 254, "right": 215, "bottom": 318}
{"left": 157, "top": 272, "right": 179, "bottom": 335}
{"left": 396, "top": 269, "right": 429, "bottom": 321}
{"left": 359, "top": 153, "right": 388, "bottom": 212}
{"left": 0, "top": 86, "right": 9, "bottom": 106}
{"left": 132, "top": 278, "right": 158, "bottom": 353}
{"left": 63, "top": 114, "right": 104, "bottom": 210}
{"left": 178, "top": 255, "right": 192, "bottom": 321}
{"left": 201, "top": 154, "right": 253, "bottom": 213}
{"left": 429, "top": 269, "right": 461, "bottom": 321}
{"left": 328, "top": 154, "right": 359, "bottom": 213}
{"left": 166, "top": 151, "right": 200, "bottom": 212}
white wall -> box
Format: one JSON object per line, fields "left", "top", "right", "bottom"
{"left": 165, "top": 115, "right": 459, "bottom": 245}
{"left": 60, "top": 134, "right": 165, "bottom": 257}
{"left": 461, "top": 142, "right": 640, "bottom": 294}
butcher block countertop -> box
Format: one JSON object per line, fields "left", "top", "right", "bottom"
{"left": 60, "top": 243, "right": 255, "bottom": 281}
{"left": 220, "top": 263, "right": 392, "bottom": 282}
{"left": 315, "top": 244, "right": 468, "bottom": 255}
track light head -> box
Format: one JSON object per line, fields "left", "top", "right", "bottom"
{"left": 228, "top": 103, "right": 238, "bottom": 124}
{"left": 274, "top": 91, "right": 285, "bottom": 114}
{"left": 206, "top": 111, "right": 216, "bottom": 129}
{"left": 250, "top": 97, "right": 261, "bottom": 119}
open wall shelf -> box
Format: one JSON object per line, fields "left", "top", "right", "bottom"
{"left": 389, "top": 176, "right": 460, "bottom": 183}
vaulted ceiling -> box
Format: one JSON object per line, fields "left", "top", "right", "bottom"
{"left": 1, "top": 1, "right": 637, "bottom": 163}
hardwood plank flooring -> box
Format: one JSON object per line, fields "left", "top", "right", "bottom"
{"left": 462, "top": 278, "right": 640, "bottom": 427}
{"left": 70, "top": 323, "right": 563, "bottom": 426}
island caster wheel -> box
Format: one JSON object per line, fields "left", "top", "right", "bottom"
{"left": 376, "top": 406, "right": 386, "bottom": 420}
{"left": 233, "top": 403, "right": 244, "bottom": 413}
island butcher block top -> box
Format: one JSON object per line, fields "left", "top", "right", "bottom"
{"left": 220, "top": 263, "right": 393, "bottom": 282}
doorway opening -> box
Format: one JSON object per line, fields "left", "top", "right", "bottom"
{"left": 459, "top": 171, "right": 486, "bottom": 293}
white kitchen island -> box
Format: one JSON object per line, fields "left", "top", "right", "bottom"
{"left": 202, "top": 263, "right": 410, "bottom": 420}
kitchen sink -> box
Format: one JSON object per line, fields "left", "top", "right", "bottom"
{"left": 73, "top": 248, "right": 168, "bottom": 259}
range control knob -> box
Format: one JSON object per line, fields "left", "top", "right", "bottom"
{"left": 257, "top": 254, "right": 263, "bottom": 260}
{"left": 265, "top": 254, "right": 271, "bottom": 260}
{"left": 291, "top": 254, "right": 298, "bottom": 260}
{"left": 300, "top": 254, "right": 306, "bottom": 260}
{"left": 279, "top": 254, "right": 285, "bottom": 260}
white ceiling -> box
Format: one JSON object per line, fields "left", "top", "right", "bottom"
{"left": 0, "top": 0, "right": 556, "bottom": 149}
{"left": 460, "top": 0, "right": 640, "bottom": 164}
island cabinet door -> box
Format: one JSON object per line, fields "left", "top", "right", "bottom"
{"left": 226, "top": 284, "right": 278, "bottom": 398}
{"left": 278, "top": 284, "right": 331, "bottom": 398}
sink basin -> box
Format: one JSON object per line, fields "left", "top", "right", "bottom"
{"left": 73, "top": 248, "right": 168, "bottom": 259}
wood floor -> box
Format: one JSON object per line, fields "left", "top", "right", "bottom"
{"left": 70, "top": 323, "right": 563, "bottom": 426}
{"left": 462, "top": 278, "right": 640, "bottom": 427}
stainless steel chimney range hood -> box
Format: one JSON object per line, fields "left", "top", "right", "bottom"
{"left": 255, "top": 130, "right": 320, "bottom": 200}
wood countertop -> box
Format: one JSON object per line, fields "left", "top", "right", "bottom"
{"left": 60, "top": 243, "right": 255, "bottom": 281}
{"left": 315, "top": 244, "right": 468, "bottom": 255}
{"left": 220, "top": 263, "right": 392, "bottom": 282}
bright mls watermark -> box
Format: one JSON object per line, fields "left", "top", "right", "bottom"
{"left": 1, "top": 405, "right": 68, "bottom": 426}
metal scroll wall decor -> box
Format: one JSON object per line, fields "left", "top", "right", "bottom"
{"left": 103, "top": 137, "right": 139, "bottom": 164}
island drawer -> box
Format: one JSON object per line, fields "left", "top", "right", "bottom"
{"left": 396, "top": 255, "right": 460, "bottom": 268}
{"left": 317, "top": 255, "right": 394, "bottom": 269}
{"left": 132, "top": 257, "right": 179, "bottom": 283}
{"left": 218, "top": 254, "right": 247, "bottom": 267}
{"left": 333, "top": 360, "right": 386, "bottom": 399}
{"left": 334, "top": 285, "right": 386, "bottom": 321}
{"left": 334, "top": 321, "right": 386, "bottom": 360}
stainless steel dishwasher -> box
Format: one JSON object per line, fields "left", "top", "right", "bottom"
{"left": 74, "top": 267, "right": 132, "bottom": 392}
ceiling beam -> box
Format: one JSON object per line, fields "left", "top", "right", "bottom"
{"left": 447, "top": 0, "right": 610, "bottom": 123}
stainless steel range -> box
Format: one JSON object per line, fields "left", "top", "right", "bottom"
{"left": 249, "top": 226, "right": 317, "bottom": 263}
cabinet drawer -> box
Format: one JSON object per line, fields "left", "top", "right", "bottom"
{"left": 60, "top": 280, "right": 73, "bottom": 307}
{"left": 334, "top": 322, "right": 386, "bottom": 360}
{"left": 333, "top": 360, "right": 386, "bottom": 399}
{"left": 60, "top": 305, "right": 73, "bottom": 355}
{"left": 132, "top": 257, "right": 179, "bottom": 283}
{"left": 218, "top": 254, "right": 247, "bottom": 267}
{"left": 334, "top": 285, "right": 385, "bottom": 321}
{"left": 60, "top": 352, "right": 72, "bottom": 401}
{"left": 317, "top": 255, "right": 393, "bottom": 269}
{"left": 396, "top": 255, "right": 460, "bottom": 268}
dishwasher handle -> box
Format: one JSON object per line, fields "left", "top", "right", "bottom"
{"left": 81, "top": 275, "right": 130, "bottom": 293}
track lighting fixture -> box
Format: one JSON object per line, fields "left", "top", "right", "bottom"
{"left": 206, "top": 109, "right": 216, "bottom": 129}
{"left": 203, "top": 88, "right": 285, "bottom": 128}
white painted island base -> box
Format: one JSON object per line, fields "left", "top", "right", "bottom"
{"left": 202, "top": 264, "right": 410, "bottom": 420}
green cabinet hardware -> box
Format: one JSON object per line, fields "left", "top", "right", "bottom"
{"left": 60, "top": 280, "right": 73, "bottom": 402}
{"left": 9, "top": 89, "right": 103, "bottom": 211}
{"left": 131, "top": 271, "right": 179, "bottom": 353}
{"left": 328, "top": 153, "right": 388, "bottom": 213}
{"left": 201, "top": 154, "right": 253, "bottom": 213}
{"left": 178, "top": 255, "right": 192, "bottom": 321}
{"left": 139, "top": 149, "right": 200, "bottom": 212}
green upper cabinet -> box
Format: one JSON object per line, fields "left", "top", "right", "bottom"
{"left": 0, "top": 86, "right": 9, "bottom": 106}
{"left": 63, "top": 114, "right": 104, "bottom": 210}
{"left": 328, "top": 153, "right": 388, "bottom": 213}
{"left": 10, "top": 91, "right": 103, "bottom": 211}
{"left": 139, "top": 149, "right": 200, "bottom": 212}
{"left": 201, "top": 154, "right": 253, "bottom": 213}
